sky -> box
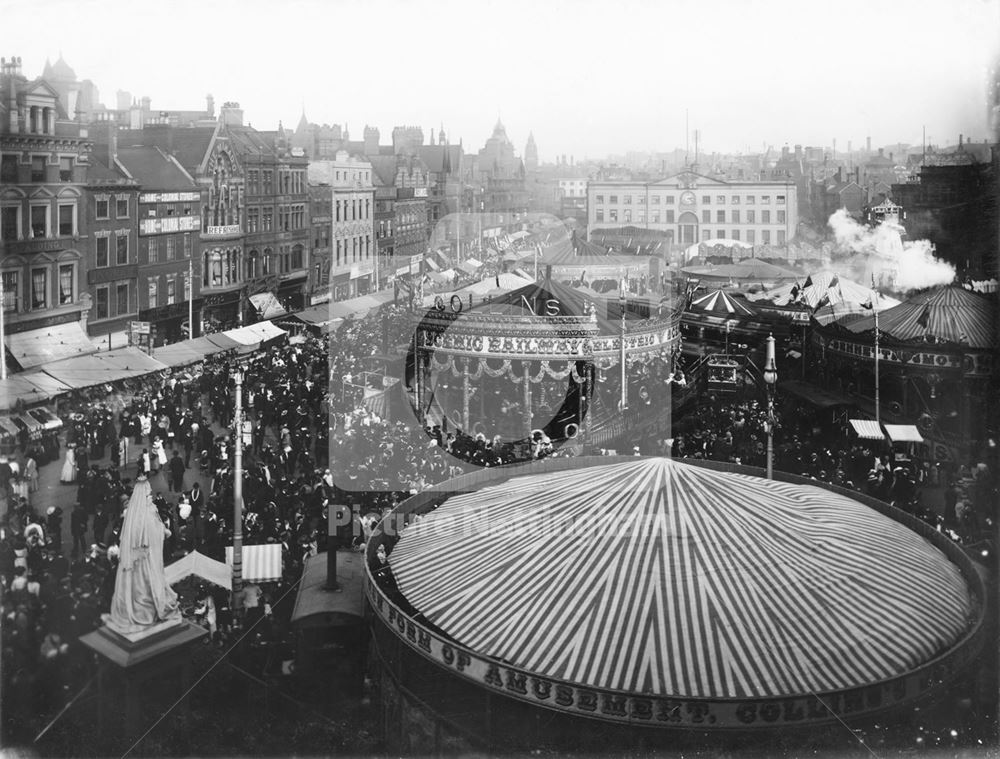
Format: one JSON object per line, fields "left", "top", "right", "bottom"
{"left": 5, "top": 0, "right": 999, "bottom": 162}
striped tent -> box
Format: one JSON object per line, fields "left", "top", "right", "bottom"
{"left": 689, "top": 289, "right": 756, "bottom": 316}
{"left": 390, "top": 458, "right": 972, "bottom": 699}
{"left": 845, "top": 285, "right": 996, "bottom": 349}
{"left": 753, "top": 270, "right": 901, "bottom": 312}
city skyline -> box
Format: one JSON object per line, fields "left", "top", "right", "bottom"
{"left": 7, "top": 0, "right": 999, "bottom": 161}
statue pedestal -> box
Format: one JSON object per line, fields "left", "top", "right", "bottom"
{"left": 79, "top": 619, "right": 207, "bottom": 738}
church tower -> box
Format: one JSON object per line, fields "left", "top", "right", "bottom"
{"left": 524, "top": 131, "right": 538, "bottom": 172}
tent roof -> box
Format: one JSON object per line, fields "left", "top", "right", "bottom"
{"left": 390, "top": 458, "right": 972, "bottom": 698}
{"left": 844, "top": 286, "right": 996, "bottom": 349}
{"left": 689, "top": 289, "right": 756, "bottom": 316}
{"left": 885, "top": 424, "right": 924, "bottom": 443}
{"left": 41, "top": 347, "right": 168, "bottom": 390}
{"left": 0, "top": 373, "right": 73, "bottom": 410}
{"left": 753, "top": 270, "right": 901, "bottom": 310}
{"left": 701, "top": 258, "right": 801, "bottom": 282}
{"left": 152, "top": 335, "right": 227, "bottom": 367}
{"left": 226, "top": 544, "right": 282, "bottom": 583}
{"left": 165, "top": 550, "right": 231, "bottom": 589}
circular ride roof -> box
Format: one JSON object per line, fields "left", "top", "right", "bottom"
{"left": 390, "top": 458, "right": 973, "bottom": 699}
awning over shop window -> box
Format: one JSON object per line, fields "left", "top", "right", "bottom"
{"left": 5, "top": 322, "right": 97, "bottom": 369}
{"left": 884, "top": 424, "right": 924, "bottom": 443}
{"left": 41, "top": 347, "right": 169, "bottom": 391}
{"left": 249, "top": 292, "right": 287, "bottom": 319}
{"left": 226, "top": 544, "right": 282, "bottom": 583}
{"left": 849, "top": 419, "right": 885, "bottom": 440}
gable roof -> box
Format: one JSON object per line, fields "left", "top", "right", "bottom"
{"left": 116, "top": 146, "right": 197, "bottom": 191}
{"left": 117, "top": 126, "right": 217, "bottom": 173}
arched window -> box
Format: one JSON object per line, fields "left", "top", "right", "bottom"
{"left": 291, "top": 244, "right": 304, "bottom": 270}
{"left": 247, "top": 249, "right": 259, "bottom": 280}
{"left": 263, "top": 247, "right": 273, "bottom": 276}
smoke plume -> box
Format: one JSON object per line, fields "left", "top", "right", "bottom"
{"left": 826, "top": 209, "right": 955, "bottom": 293}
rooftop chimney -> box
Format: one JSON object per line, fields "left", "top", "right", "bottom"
{"left": 959, "top": 134, "right": 963, "bottom": 147}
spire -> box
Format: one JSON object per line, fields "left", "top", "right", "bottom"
{"left": 296, "top": 108, "right": 308, "bottom": 132}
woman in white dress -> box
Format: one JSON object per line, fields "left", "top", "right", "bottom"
{"left": 151, "top": 437, "right": 167, "bottom": 474}
{"left": 60, "top": 444, "right": 77, "bottom": 484}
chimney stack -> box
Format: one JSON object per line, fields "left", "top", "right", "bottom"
{"left": 959, "top": 134, "right": 963, "bottom": 147}
{"left": 866, "top": 136, "right": 871, "bottom": 153}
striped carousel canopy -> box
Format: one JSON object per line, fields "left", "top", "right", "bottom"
{"left": 845, "top": 285, "right": 996, "bottom": 349}
{"left": 689, "top": 289, "right": 756, "bottom": 316}
{"left": 390, "top": 458, "right": 973, "bottom": 699}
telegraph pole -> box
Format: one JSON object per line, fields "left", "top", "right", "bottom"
{"left": 231, "top": 366, "right": 245, "bottom": 611}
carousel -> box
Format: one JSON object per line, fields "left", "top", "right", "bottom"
{"left": 406, "top": 273, "right": 682, "bottom": 453}
{"left": 813, "top": 285, "right": 997, "bottom": 463}
{"left": 366, "top": 456, "right": 987, "bottom": 753}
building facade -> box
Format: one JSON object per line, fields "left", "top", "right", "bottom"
{"left": 587, "top": 170, "right": 798, "bottom": 250}
{"left": 308, "top": 151, "right": 375, "bottom": 300}
{"left": 0, "top": 56, "right": 96, "bottom": 370}
{"left": 307, "top": 184, "right": 332, "bottom": 304}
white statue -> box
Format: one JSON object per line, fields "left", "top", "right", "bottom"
{"left": 106, "top": 476, "right": 181, "bottom": 636}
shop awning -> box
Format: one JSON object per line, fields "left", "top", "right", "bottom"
{"left": 5, "top": 322, "right": 97, "bottom": 369}
{"left": 850, "top": 419, "right": 886, "bottom": 440}
{"left": 0, "top": 417, "right": 21, "bottom": 438}
{"left": 165, "top": 550, "right": 231, "bottom": 589}
{"left": 152, "top": 336, "right": 222, "bottom": 367}
{"left": 204, "top": 333, "right": 241, "bottom": 351}
{"left": 41, "top": 347, "right": 169, "bottom": 391}
{"left": 221, "top": 321, "right": 287, "bottom": 351}
{"left": 884, "top": 424, "right": 924, "bottom": 443}
{"left": 249, "top": 292, "right": 287, "bottom": 319}
{"left": 0, "top": 373, "right": 73, "bottom": 410}
{"left": 226, "top": 544, "right": 282, "bottom": 583}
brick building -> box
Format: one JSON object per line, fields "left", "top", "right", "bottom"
{"left": 0, "top": 56, "right": 96, "bottom": 371}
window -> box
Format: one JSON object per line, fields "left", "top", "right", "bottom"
{"left": 262, "top": 171, "right": 273, "bottom": 193}
{"left": 116, "top": 283, "right": 129, "bottom": 315}
{"left": 263, "top": 248, "right": 272, "bottom": 275}
{"left": 183, "top": 234, "right": 192, "bottom": 258}
{"left": 624, "top": 210, "right": 631, "bottom": 223}
{"left": 746, "top": 195, "right": 755, "bottom": 204}
{"left": 247, "top": 208, "right": 259, "bottom": 233}
{"left": 595, "top": 210, "right": 604, "bottom": 222}
{"left": 731, "top": 210, "right": 740, "bottom": 224}
{"left": 716, "top": 230, "right": 726, "bottom": 239}
{"left": 716, "top": 196, "right": 726, "bottom": 204}
{"left": 58, "top": 204, "right": 74, "bottom": 236}
{"left": 609, "top": 195, "right": 618, "bottom": 204}
{"left": 665, "top": 210, "right": 674, "bottom": 223}
{"left": 2, "top": 271, "right": 19, "bottom": 312}
{"left": 746, "top": 210, "right": 756, "bottom": 224}
{"left": 762, "top": 210, "right": 771, "bottom": 224}
{"left": 96, "top": 197, "right": 109, "bottom": 219}
{"left": 95, "top": 235, "right": 109, "bottom": 267}
{"left": 116, "top": 196, "right": 129, "bottom": 218}
{"left": 31, "top": 156, "right": 45, "bottom": 183}
{"left": 747, "top": 229, "right": 755, "bottom": 244}
{"left": 1, "top": 155, "right": 17, "bottom": 183}
{"left": 166, "top": 278, "right": 176, "bottom": 305}
{"left": 58, "top": 263, "right": 74, "bottom": 304}
{"left": 247, "top": 170, "right": 259, "bottom": 194}
{"left": 777, "top": 195, "right": 786, "bottom": 205}
{"left": 30, "top": 204, "right": 48, "bottom": 238}
{"left": 95, "top": 286, "right": 109, "bottom": 319}
{"left": 701, "top": 230, "right": 710, "bottom": 242}
{"left": 59, "top": 157, "right": 73, "bottom": 181}
{"left": 665, "top": 195, "right": 675, "bottom": 204}
{"left": 31, "top": 269, "right": 47, "bottom": 309}
{"left": 148, "top": 277, "right": 158, "bottom": 307}
{"left": 291, "top": 245, "right": 304, "bottom": 270}
{"left": 637, "top": 196, "right": 645, "bottom": 205}
{"left": 762, "top": 230, "right": 771, "bottom": 245}
{"left": 716, "top": 211, "right": 725, "bottom": 223}
{"left": 116, "top": 234, "right": 128, "bottom": 265}
{"left": 1, "top": 206, "right": 19, "bottom": 240}
{"left": 148, "top": 237, "right": 159, "bottom": 264}
{"left": 701, "top": 196, "right": 711, "bottom": 204}
{"left": 262, "top": 208, "right": 273, "bottom": 231}
{"left": 595, "top": 195, "right": 604, "bottom": 204}
{"left": 652, "top": 212, "right": 660, "bottom": 223}
{"left": 761, "top": 196, "right": 771, "bottom": 205}
{"left": 731, "top": 196, "right": 740, "bottom": 204}
{"left": 777, "top": 230, "right": 786, "bottom": 244}
{"left": 777, "top": 210, "right": 786, "bottom": 224}
{"left": 166, "top": 236, "right": 175, "bottom": 260}
{"left": 731, "top": 230, "right": 740, "bottom": 241}
{"left": 609, "top": 210, "right": 617, "bottom": 222}
{"left": 651, "top": 196, "right": 660, "bottom": 204}
{"left": 702, "top": 210, "right": 710, "bottom": 223}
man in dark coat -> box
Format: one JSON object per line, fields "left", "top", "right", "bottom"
{"left": 168, "top": 450, "right": 186, "bottom": 493}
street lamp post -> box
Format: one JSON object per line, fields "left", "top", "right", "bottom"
{"left": 619, "top": 286, "right": 627, "bottom": 412}
{"left": 763, "top": 333, "right": 778, "bottom": 480}
{"left": 231, "top": 366, "right": 245, "bottom": 611}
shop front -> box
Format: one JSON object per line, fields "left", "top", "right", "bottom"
{"left": 201, "top": 288, "right": 242, "bottom": 333}
{"left": 277, "top": 273, "right": 308, "bottom": 313}
{"left": 139, "top": 299, "right": 204, "bottom": 346}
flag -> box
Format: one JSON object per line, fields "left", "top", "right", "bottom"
{"left": 828, "top": 275, "right": 839, "bottom": 289}
{"left": 812, "top": 293, "right": 831, "bottom": 313}
{"left": 916, "top": 305, "right": 930, "bottom": 328}
{"left": 803, "top": 275, "right": 813, "bottom": 289}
